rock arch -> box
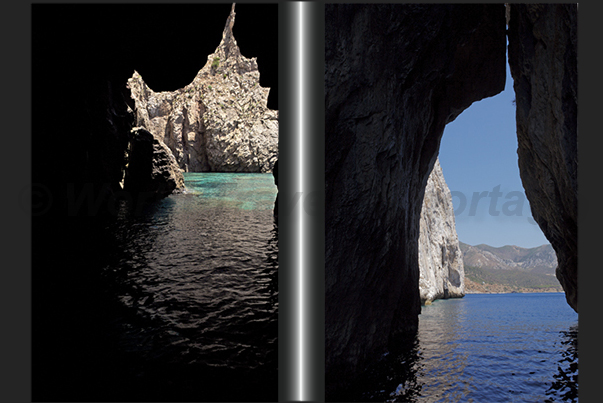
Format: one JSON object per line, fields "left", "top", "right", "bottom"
{"left": 325, "top": 3, "right": 577, "bottom": 392}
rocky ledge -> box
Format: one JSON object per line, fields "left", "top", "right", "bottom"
{"left": 127, "top": 3, "right": 278, "bottom": 173}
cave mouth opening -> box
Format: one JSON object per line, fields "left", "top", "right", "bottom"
{"left": 409, "top": 52, "right": 577, "bottom": 403}
{"left": 434, "top": 51, "right": 561, "bottom": 295}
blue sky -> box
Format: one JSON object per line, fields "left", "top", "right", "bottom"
{"left": 438, "top": 58, "right": 550, "bottom": 249}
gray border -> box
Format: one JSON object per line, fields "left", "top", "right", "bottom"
{"left": 5, "top": 0, "right": 32, "bottom": 402}
{"left": 576, "top": 2, "right": 600, "bottom": 402}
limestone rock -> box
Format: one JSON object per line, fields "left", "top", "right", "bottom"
{"left": 418, "top": 159, "right": 465, "bottom": 304}
{"left": 325, "top": 4, "right": 506, "bottom": 392}
{"left": 127, "top": 3, "right": 278, "bottom": 173}
{"left": 508, "top": 4, "right": 578, "bottom": 312}
{"left": 124, "top": 127, "right": 185, "bottom": 199}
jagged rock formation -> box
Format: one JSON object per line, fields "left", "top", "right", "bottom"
{"left": 418, "top": 159, "right": 465, "bottom": 304}
{"left": 508, "top": 4, "right": 577, "bottom": 312}
{"left": 123, "top": 128, "right": 185, "bottom": 199}
{"left": 325, "top": 4, "right": 507, "bottom": 394}
{"left": 128, "top": 4, "right": 278, "bottom": 173}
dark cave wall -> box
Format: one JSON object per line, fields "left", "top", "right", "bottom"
{"left": 325, "top": 4, "right": 507, "bottom": 391}
{"left": 508, "top": 4, "right": 578, "bottom": 312}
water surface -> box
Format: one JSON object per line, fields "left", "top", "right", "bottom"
{"left": 343, "top": 293, "right": 578, "bottom": 402}
{"left": 34, "top": 173, "right": 278, "bottom": 402}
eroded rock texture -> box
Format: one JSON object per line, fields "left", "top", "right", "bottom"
{"left": 325, "top": 4, "right": 506, "bottom": 391}
{"left": 128, "top": 4, "right": 278, "bottom": 173}
{"left": 508, "top": 4, "right": 578, "bottom": 312}
{"left": 123, "top": 128, "right": 185, "bottom": 200}
{"left": 419, "top": 159, "right": 465, "bottom": 305}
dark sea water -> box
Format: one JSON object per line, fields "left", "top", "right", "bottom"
{"left": 33, "top": 173, "right": 278, "bottom": 402}
{"left": 344, "top": 293, "right": 578, "bottom": 402}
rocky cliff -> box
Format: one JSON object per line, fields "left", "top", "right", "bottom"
{"left": 325, "top": 4, "right": 507, "bottom": 393}
{"left": 128, "top": 4, "right": 278, "bottom": 173}
{"left": 418, "top": 159, "right": 465, "bottom": 304}
{"left": 508, "top": 4, "right": 578, "bottom": 312}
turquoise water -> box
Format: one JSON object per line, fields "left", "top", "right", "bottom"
{"left": 183, "top": 172, "right": 277, "bottom": 210}
{"left": 345, "top": 293, "right": 578, "bottom": 402}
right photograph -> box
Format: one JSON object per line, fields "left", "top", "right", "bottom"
{"left": 325, "top": 4, "right": 578, "bottom": 402}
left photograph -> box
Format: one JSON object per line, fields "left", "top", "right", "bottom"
{"left": 32, "top": 3, "right": 278, "bottom": 401}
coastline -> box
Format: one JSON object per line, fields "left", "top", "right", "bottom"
{"left": 464, "top": 277, "right": 563, "bottom": 295}
{"left": 464, "top": 290, "right": 563, "bottom": 295}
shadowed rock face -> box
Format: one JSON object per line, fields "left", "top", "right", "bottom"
{"left": 508, "top": 4, "right": 578, "bottom": 312}
{"left": 123, "top": 128, "right": 185, "bottom": 200}
{"left": 272, "top": 159, "right": 278, "bottom": 223}
{"left": 325, "top": 4, "right": 506, "bottom": 392}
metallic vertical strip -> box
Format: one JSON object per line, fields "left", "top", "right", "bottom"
{"left": 279, "top": 2, "right": 324, "bottom": 401}
{"left": 297, "top": 2, "right": 306, "bottom": 401}
{"left": 300, "top": 2, "right": 325, "bottom": 401}
{"left": 278, "top": 2, "right": 298, "bottom": 401}
{"left": 305, "top": 3, "right": 325, "bottom": 401}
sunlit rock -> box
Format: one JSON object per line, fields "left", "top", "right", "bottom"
{"left": 127, "top": 4, "right": 278, "bottom": 173}
{"left": 419, "top": 159, "right": 465, "bottom": 305}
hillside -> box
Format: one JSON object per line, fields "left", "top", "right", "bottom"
{"left": 459, "top": 242, "right": 562, "bottom": 293}
{"left": 459, "top": 242, "right": 557, "bottom": 274}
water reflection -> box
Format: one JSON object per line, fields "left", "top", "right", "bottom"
{"left": 39, "top": 177, "right": 279, "bottom": 401}
{"left": 262, "top": 224, "right": 279, "bottom": 307}
{"left": 335, "top": 332, "right": 423, "bottom": 402}
{"left": 545, "top": 324, "right": 578, "bottom": 402}
{"left": 335, "top": 299, "right": 472, "bottom": 402}
{"left": 335, "top": 295, "right": 578, "bottom": 402}
{"left": 104, "top": 192, "right": 279, "bottom": 354}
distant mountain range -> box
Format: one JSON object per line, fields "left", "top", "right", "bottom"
{"left": 459, "top": 242, "right": 557, "bottom": 275}
{"left": 459, "top": 242, "right": 562, "bottom": 293}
